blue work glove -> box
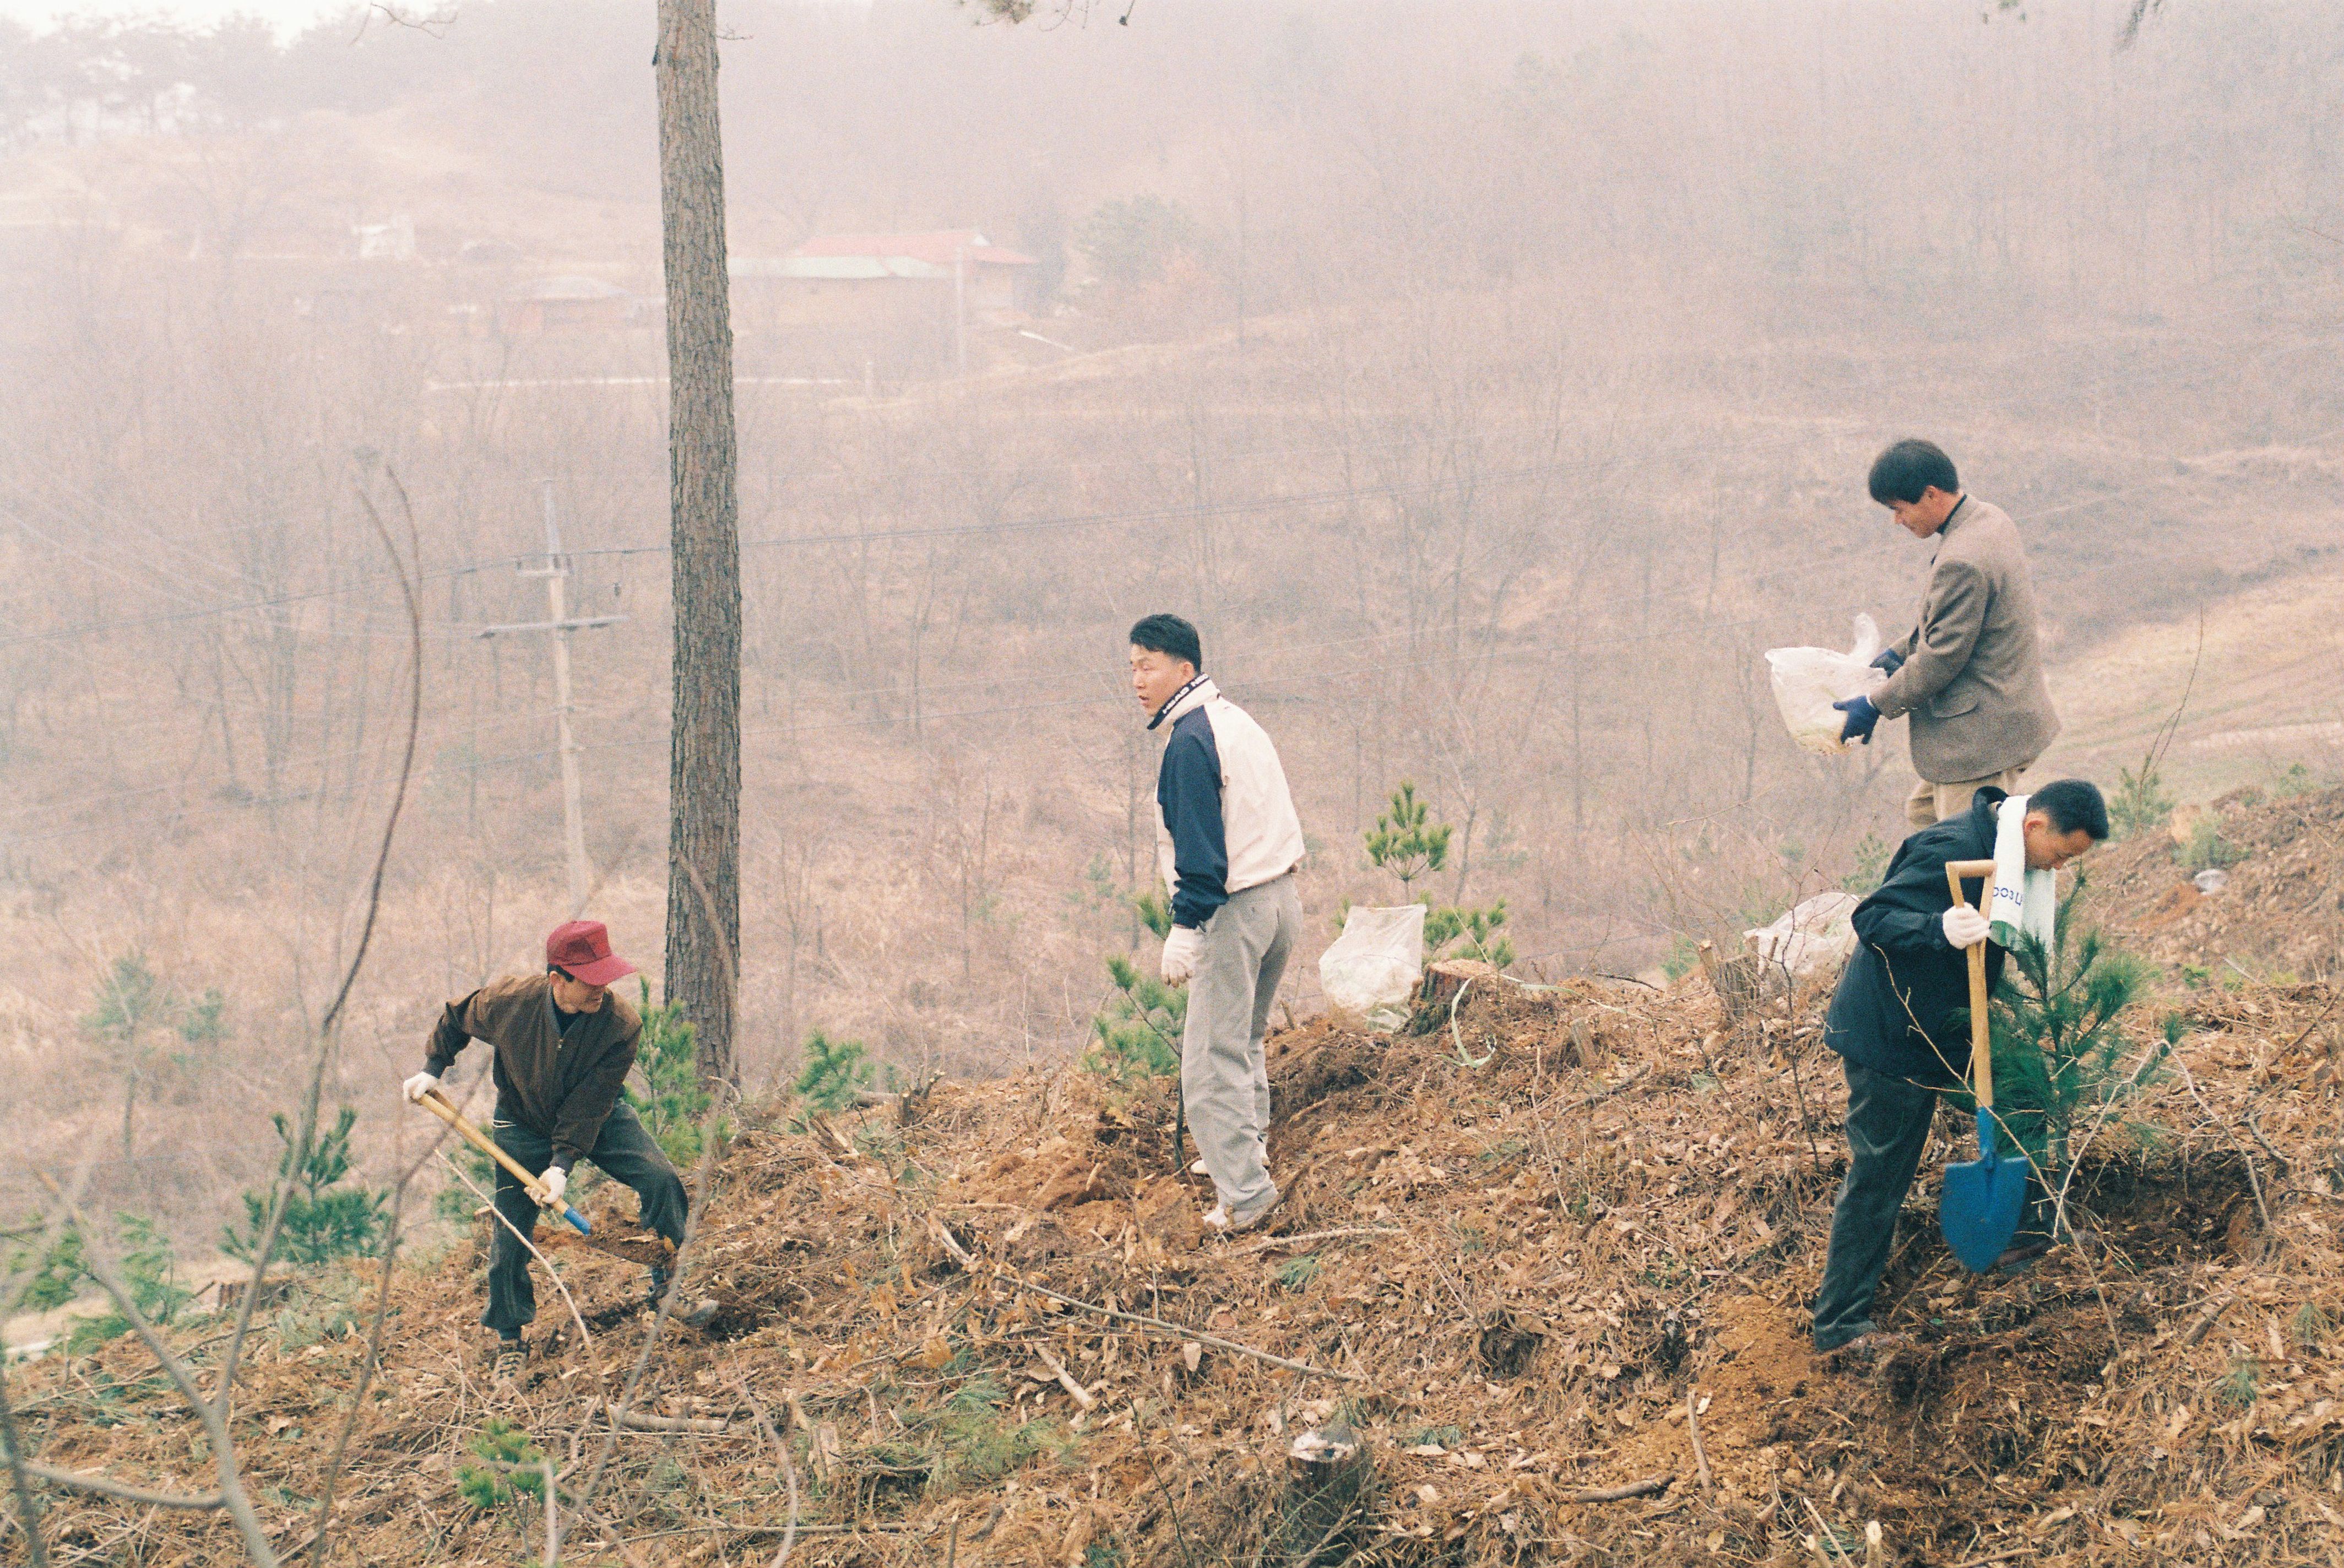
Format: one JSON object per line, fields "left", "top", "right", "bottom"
{"left": 1833, "top": 695, "right": 1882, "bottom": 745}
{"left": 1869, "top": 647, "right": 1905, "bottom": 677}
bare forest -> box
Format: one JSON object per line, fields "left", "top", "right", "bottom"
{"left": 0, "top": 0, "right": 2338, "bottom": 1255}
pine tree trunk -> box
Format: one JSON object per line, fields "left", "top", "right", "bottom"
{"left": 655, "top": 0, "right": 741, "bottom": 1092}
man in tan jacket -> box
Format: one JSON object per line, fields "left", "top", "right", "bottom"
{"left": 1833, "top": 440, "right": 2061, "bottom": 827}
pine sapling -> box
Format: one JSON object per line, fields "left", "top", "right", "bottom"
{"left": 225, "top": 1105, "right": 388, "bottom": 1266}
{"left": 1967, "top": 880, "right": 2162, "bottom": 1204}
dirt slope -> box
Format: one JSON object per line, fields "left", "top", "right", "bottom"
{"left": 10, "top": 841, "right": 2344, "bottom": 1565}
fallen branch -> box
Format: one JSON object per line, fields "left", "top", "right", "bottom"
{"left": 18, "top": 1462, "right": 225, "bottom": 1511}
{"left": 928, "top": 1216, "right": 1361, "bottom": 1382}
{"left": 1569, "top": 1062, "right": 1652, "bottom": 1111}
{"left": 1034, "top": 1346, "right": 1095, "bottom": 1410}
{"left": 1686, "top": 1392, "right": 1713, "bottom": 1496}
{"left": 1561, "top": 1475, "right": 1672, "bottom": 1504}
{"left": 2172, "top": 1054, "right": 2274, "bottom": 1233}
{"left": 1803, "top": 1494, "right": 1855, "bottom": 1564}
{"left": 590, "top": 1400, "right": 729, "bottom": 1435}
{"left": 1231, "top": 1227, "right": 1404, "bottom": 1255}
{"left": 727, "top": 1371, "right": 801, "bottom": 1568}
{"left": 2182, "top": 1295, "right": 2235, "bottom": 1348}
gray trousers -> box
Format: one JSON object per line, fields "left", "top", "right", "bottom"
{"left": 486, "top": 1100, "right": 687, "bottom": 1336}
{"left": 1181, "top": 873, "right": 1301, "bottom": 1216}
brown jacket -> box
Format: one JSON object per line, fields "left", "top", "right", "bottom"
{"left": 424, "top": 974, "right": 642, "bottom": 1170}
{"left": 1871, "top": 496, "right": 2060, "bottom": 783}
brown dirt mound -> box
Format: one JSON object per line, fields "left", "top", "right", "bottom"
{"left": 9, "top": 971, "right": 2344, "bottom": 1566}
{"left": 2085, "top": 782, "right": 2344, "bottom": 983}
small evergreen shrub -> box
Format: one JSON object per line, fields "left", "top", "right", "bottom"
{"left": 225, "top": 1106, "right": 388, "bottom": 1266}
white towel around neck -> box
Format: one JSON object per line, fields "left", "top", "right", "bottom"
{"left": 1989, "top": 794, "right": 2059, "bottom": 950}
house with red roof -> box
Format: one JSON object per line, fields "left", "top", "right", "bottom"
{"left": 736, "top": 226, "right": 1040, "bottom": 314}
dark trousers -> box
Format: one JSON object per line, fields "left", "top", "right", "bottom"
{"left": 1811, "top": 1058, "right": 2050, "bottom": 1351}
{"left": 485, "top": 1100, "right": 687, "bottom": 1336}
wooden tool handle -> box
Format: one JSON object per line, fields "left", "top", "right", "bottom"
{"left": 1944, "top": 860, "right": 1996, "bottom": 1110}
{"left": 416, "top": 1088, "right": 549, "bottom": 1200}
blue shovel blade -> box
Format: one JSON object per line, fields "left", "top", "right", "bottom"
{"left": 1939, "top": 1110, "right": 2027, "bottom": 1273}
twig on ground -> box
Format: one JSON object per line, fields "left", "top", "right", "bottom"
{"left": 1561, "top": 1476, "right": 1672, "bottom": 1504}
{"left": 2171, "top": 1053, "right": 2274, "bottom": 1233}
{"left": 1035, "top": 1345, "right": 1096, "bottom": 1410}
{"left": 1231, "top": 1227, "right": 1405, "bottom": 1255}
{"left": 728, "top": 1370, "right": 800, "bottom": 1568}
{"left": 1804, "top": 1493, "right": 1855, "bottom": 1564}
{"left": 15, "top": 1462, "right": 223, "bottom": 1511}
{"left": 592, "top": 1400, "right": 729, "bottom": 1435}
{"left": 927, "top": 1217, "right": 1360, "bottom": 1382}
{"left": 2182, "top": 1295, "right": 2234, "bottom": 1348}
{"left": 1686, "top": 1391, "right": 1713, "bottom": 1496}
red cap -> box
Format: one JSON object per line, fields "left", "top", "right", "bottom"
{"left": 545, "top": 920, "right": 636, "bottom": 988}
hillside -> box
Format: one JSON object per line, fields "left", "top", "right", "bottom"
{"left": 8, "top": 792, "right": 2341, "bottom": 1566}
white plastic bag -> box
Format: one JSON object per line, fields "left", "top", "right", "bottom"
{"left": 1765, "top": 614, "right": 1888, "bottom": 756}
{"left": 1318, "top": 904, "right": 1426, "bottom": 1019}
{"left": 1744, "top": 891, "right": 1862, "bottom": 978}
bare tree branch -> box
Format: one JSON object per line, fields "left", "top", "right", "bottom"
{"left": 34, "top": 1174, "right": 277, "bottom": 1565}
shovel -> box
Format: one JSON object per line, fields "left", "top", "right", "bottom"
{"left": 414, "top": 1088, "right": 593, "bottom": 1236}
{"left": 1938, "top": 858, "right": 2026, "bottom": 1273}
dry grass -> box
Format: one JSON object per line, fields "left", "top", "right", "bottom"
{"left": 9, "top": 801, "right": 2343, "bottom": 1565}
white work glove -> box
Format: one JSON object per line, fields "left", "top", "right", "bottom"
{"left": 1942, "top": 904, "right": 1993, "bottom": 950}
{"left": 537, "top": 1166, "right": 568, "bottom": 1207}
{"left": 402, "top": 1071, "right": 440, "bottom": 1104}
{"left": 1161, "top": 925, "right": 1203, "bottom": 985}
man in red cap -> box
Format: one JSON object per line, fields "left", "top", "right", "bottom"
{"left": 404, "top": 920, "right": 698, "bottom": 1364}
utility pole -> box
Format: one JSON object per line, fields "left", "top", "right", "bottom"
{"left": 479, "top": 482, "right": 625, "bottom": 916}
{"left": 954, "top": 238, "right": 968, "bottom": 377}
{"left": 655, "top": 0, "right": 743, "bottom": 1093}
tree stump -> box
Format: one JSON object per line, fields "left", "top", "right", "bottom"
{"left": 1420, "top": 958, "right": 1499, "bottom": 1010}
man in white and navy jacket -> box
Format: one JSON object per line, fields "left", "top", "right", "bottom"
{"left": 1129, "top": 614, "right": 1306, "bottom": 1234}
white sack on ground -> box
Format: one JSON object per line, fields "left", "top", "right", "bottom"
{"left": 1744, "top": 890, "right": 1862, "bottom": 977}
{"left": 1318, "top": 903, "right": 1426, "bottom": 1017}
{"left": 1765, "top": 613, "right": 1887, "bottom": 755}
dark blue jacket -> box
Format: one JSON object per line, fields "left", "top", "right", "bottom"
{"left": 1824, "top": 789, "right": 2009, "bottom": 1087}
{"left": 1157, "top": 702, "right": 1229, "bottom": 929}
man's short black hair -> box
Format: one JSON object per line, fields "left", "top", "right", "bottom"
{"left": 2032, "top": 779, "right": 2110, "bottom": 841}
{"left": 1129, "top": 614, "right": 1202, "bottom": 670}
{"left": 1868, "top": 439, "right": 1961, "bottom": 505}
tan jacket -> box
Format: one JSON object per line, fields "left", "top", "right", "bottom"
{"left": 424, "top": 974, "right": 642, "bottom": 1169}
{"left": 1871, "top": 496, "right": 2060, "bottom": 783}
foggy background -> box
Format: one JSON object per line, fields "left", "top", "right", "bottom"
{"left": 0, "top": 0, "right": 2337, "bottom": 1241}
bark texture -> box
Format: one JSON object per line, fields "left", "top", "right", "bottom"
{"left": 655, "top": 0, "right": 741, "bottom": 1089}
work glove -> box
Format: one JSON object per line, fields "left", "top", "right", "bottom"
{"left": 1941, "top": 904, "right": 1993, "bottom": 950}
{"left": 1869, "top": 647, "right": 1906, "bottom": 677}
{"left": 402, "top": 1071, "right": 440, "bottom": 1104}
{"left": 1161, "top": 925, "right": 1203, "bottom": 985}
{"left": 1833, "top": 695, "right": 1882, "bottom": 745}
{"left": 537, "top": 1166, "right": 568, "bottom": 1207}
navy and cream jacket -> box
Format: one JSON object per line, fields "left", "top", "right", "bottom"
{"left": 1150, "top": 676, "right": 1306, "bottom": 929}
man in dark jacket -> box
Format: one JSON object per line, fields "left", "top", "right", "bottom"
{"left": 402, "top": 920, "right": 696, "bottom": 1360}
{"left": 1810, "top": 780, "right": 2109, "bottom": 1360}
